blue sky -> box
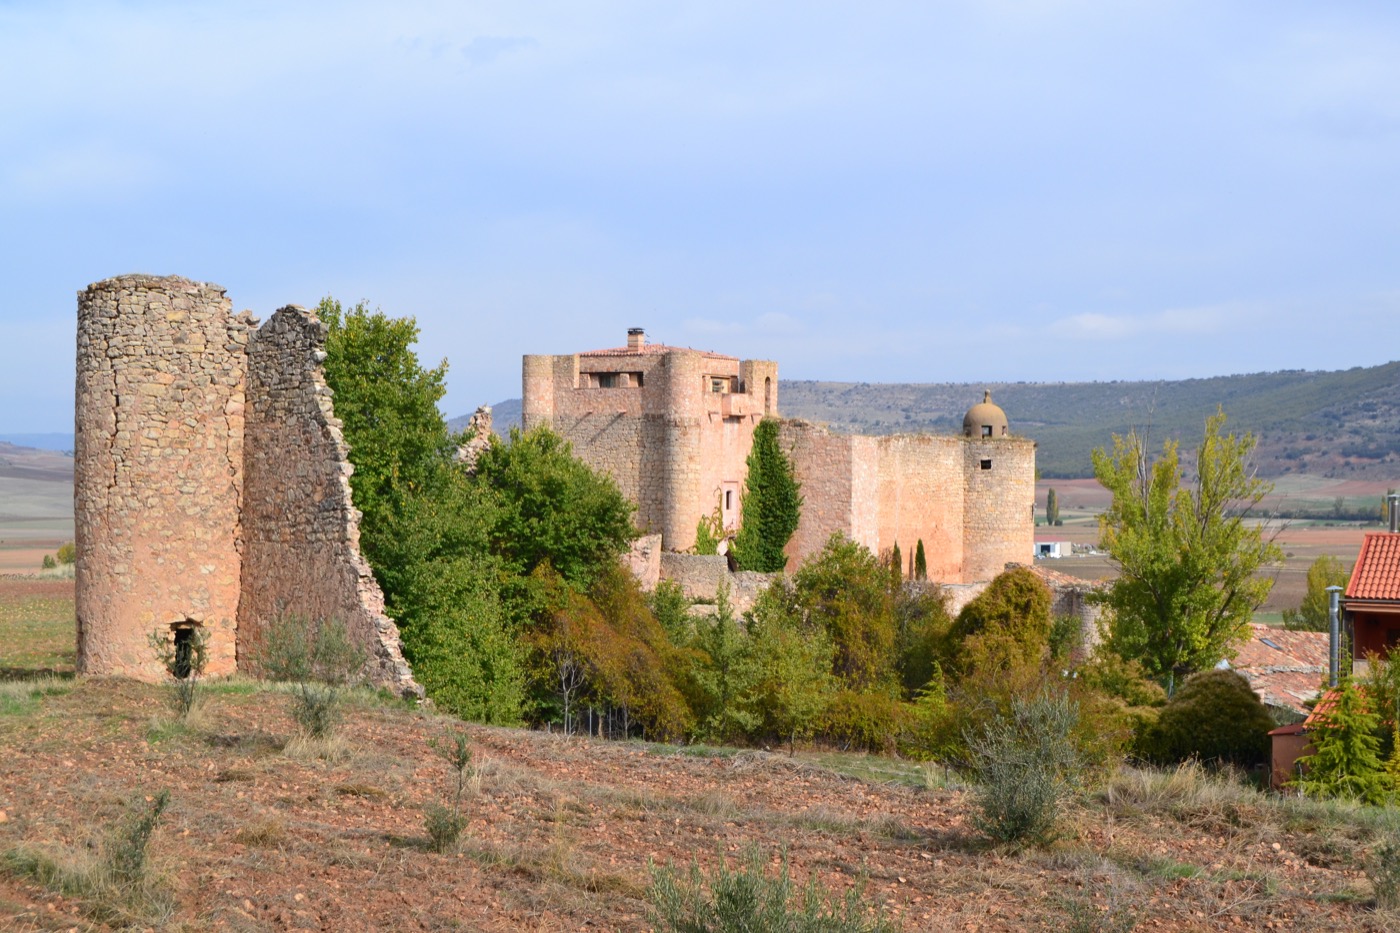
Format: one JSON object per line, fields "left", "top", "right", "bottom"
{"left": 3, "top": 1, "right": 1399, "bottom": 431}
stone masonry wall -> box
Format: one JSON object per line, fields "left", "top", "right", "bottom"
{"left": 241, "top": 308, "right": 421, "bottom": 696}
{"left": 75, "top": 275, "right": 251, "bottom": 679}
{"left": 962, "top": 437, "right": 1037, "bottom": 583}
{"left": 657, "top": 553, "right": 772, "bottom": 616}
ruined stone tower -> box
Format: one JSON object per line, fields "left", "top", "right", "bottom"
{"left": 75, "top": 275, "right": 420, "bottom": 695}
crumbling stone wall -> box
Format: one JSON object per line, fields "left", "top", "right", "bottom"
{"left": 240, "top": 307, "right": 418, "bottom": 695}
{"left": 76, "top": 276, "right": 420, "bottom": 696}
{"left": 657, "top": 553, "right": 772, "bottom": 616}
{"left": 75, "top": 275, "right": 251, "bottom": 679}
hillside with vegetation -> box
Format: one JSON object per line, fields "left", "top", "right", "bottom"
{"left": 776, "top": 362, "right": 1400, "bottom": 479}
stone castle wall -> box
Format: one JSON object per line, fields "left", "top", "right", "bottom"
{"left": 523, "top": 341, "right": 774, "bottom": 551}
{"left": 962, "top": 438, "right": 1037, "bottom": 584}
{"left": 76, "top": 275, "right": 419, "bottom": 695}
{"left": 75, "top": 276, "right": 251, "bottom": 679}
{"left": 657, "top": 553, "right": 772, "bottom": 616}
{"left": 240, "top": 307, "right": 417, "bottom": 694}
{"left": 778, "top": 420, "right": 1036, "bottom": 583}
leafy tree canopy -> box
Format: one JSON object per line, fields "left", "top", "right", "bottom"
{"left": 1283, "top": 555, "right": 1350, "bottom": 632}
{"left": 948, "top": 566, "right": 1053, "bottom": 677}
{"left": 1093, "top": 408, "right": 1282, "bottom": 687}
{"left": 473, "top": 426, "right": 637, "bottom": 590}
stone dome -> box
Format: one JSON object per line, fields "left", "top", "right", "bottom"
{"left": 963, "top": 390, "right": 1009, "bottom": 438}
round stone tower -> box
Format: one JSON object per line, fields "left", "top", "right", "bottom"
{"left": 74, "top": 275, "right": 253, "bottom": 680}
{"left": 960, "top": 390, "right": 1036, "bottom": 583}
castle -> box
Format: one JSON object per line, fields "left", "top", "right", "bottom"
{"left": 523, "top": 330, "right": 1036, "bottom": 583}
{"left": 74, "top": 275, "right": 420, "bottom": 695}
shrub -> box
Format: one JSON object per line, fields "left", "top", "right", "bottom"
{"left": 40, "top": 553, "right": 56, "bottom": 570}
{"left": 254, "top": 615, "right": 366, "bottom": 739}
{"left": 425, "top": 729, "right": 474, "bottom": 853}
{"left": 821, "top": 689, "right": 912, "bottom": 755}
{"left": 148, "top": 625, "right": 209, "bottom": 719}
{"left": 1139, "top": 670, "right": 1273, "bottom": 767}
{"left": 647, "top": 846, "right": 895, "bottom": 933}
{"left": 106, "top": 791, "right": 169, "bottom": 887}
{"left": 1369, "top": 830, "right": 1400, "bottom": 910}
{"left": 55, "top": 541, "right": 76, "bottom": 565}
{"left": 948, "top": 566, "right": 1052, "bottom": 676}
{"left": 965, "top": 688, "right": 1083, "bottom": 847}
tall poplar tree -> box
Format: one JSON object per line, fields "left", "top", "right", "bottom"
{"left": 1093, "top": 408, "right": 1282, "bottom": 691}
{"left": 731, "top": 419, "right": 802, "bottom": 573}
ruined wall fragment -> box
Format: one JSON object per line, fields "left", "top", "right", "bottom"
{"left": 240, "top": 307, "right": 422, "bottom": 697}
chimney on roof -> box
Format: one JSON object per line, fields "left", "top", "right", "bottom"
{"left": 1390, "top": 492, "right": 1399, "bottom": 534}
{"left": 627, "top": 327, "right": 645, "bottom": 350}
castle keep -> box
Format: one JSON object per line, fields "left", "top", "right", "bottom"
{"left": 75, "top": 275, "right": 420, "bottom": 695}
{"left": 523, "top": 329, "right": 778, "bottom": 552}
{"left": 523, "top": 331, "right": 1035, "bottom": 583}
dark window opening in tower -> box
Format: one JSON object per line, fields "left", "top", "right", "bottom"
{"left": 172, "top": 624, "right": 196, "bottom": 679}
{"left": 980, "top": 459, "right": 992, "bottom": 471}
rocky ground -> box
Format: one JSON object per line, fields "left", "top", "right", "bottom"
{"left": 1, "top": 579, "right": 1396, "bottom": 932}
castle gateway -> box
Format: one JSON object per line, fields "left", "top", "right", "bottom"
{"left": 523, "top": 330, "right": 1035, "bottom": 584}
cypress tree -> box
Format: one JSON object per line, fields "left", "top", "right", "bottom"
{"left": 890, "top": 542, "right": 903, "bottom": 585}
{"left": 1046, "top": 487, "right": 1059, "bottom": 526}
{"left": 731, "top": 419, "right": 803, "bottom": 573}
{"left": 914, "top": 539, "right": 927, "bottom": 582}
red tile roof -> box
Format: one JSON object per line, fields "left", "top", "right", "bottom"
{"left": 1227, "top": 624, "right": 1328, "bottom": 716}
{"left": 1346, "top": 533, "right": 1400, "bottom": 602}
{"left": 580, "top": 344, "right": 737, "bottom": 361}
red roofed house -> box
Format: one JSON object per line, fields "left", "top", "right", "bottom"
{"left": 1269, "top": 496, "right": 1400, "bottom": 790}
{"left": 1346, "top": 522, "right": 1400, "bottom": 674}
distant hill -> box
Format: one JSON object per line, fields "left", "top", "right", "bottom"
{"left": 0, "top": 433, "right": 73, "bottom": 453}
{"left": 458, "top": 362, "right": 1400, "bottom": 480}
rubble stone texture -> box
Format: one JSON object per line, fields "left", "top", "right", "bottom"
{"left": 75, "top": 275, "right": 420, "bottom": 696}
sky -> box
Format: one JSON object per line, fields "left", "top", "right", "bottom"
{"left": 3, "top": 1, "right": 1399, "bottom": 432}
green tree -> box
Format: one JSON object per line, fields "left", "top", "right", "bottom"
{"left": 889, "top": 542, "right": 903, "bottom": 584}
{"left": 55, "top": 541, "right": 76, "bottom": 565}
{"left": 473, "top": 426, "right": 637, "bottom": 590}
{"left": 1295, "top": 677, "right": 1389, "bottom": 805}
{"left": 742, "top": 580, "right": 835, "bottom": 753}
{"left": 1282, "top": 555, "right": 1350, "bottom": 632}
{"left": 731, "top": 419, "right": 802, "bottom": 572}
{"left": 913, "top": 539, "right": 927, "bottom": 582}
{"left": 319, "top": 298, "right": 455, "bottom": 533}
{"left": 1045, "top": 488, "right": 1059, "bottom": 526}
{"left": 792, "top": 534, "right": 897, "bottom": 692}
{"left": 947, "top": 566, "right": 1053, "bottom": 677}
{"left": 1139, "top": 669, "right": 1273, "bottom": 767}
{"left": 1092, "top": 409, "right": 1282, "bottom": 690}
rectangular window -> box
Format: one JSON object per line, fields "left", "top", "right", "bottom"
{"left": 981, "top": 425, "right": 993, "bottom": 437}
{"left": 596, "top": 373, "right": 618, "bottom": 389}
{"left": 980, "top": 459, "right": 992, "bottom": 470}
{"left": 710, "top": 377, "right": 728, "bottom": 393}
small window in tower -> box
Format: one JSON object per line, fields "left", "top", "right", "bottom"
{"left": 170, "top": 623, "right": 198, "bottom": 679}
{"left": 980, "top": 459, "right": 992, "bottom": 471}
{"left": 725, "top": 490, "right": 733, "bottom": 510}
{"left": 710, "top": 376, "right": 727, "bottom": 394}
{"left": 981, "top": 424, "right": 992, "bottom": 438}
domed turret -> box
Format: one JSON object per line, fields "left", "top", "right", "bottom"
{"left": 963, "top": 389, "right": 1008, "bottom": 438}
